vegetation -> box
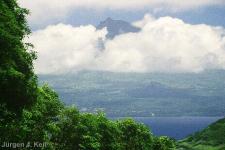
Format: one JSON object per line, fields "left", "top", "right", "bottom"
{"left": 0, "top": 0, "right": 37, "bottom": 113}
{"left": 0, "top": 0, "right": 176, "bottom": 149}
{"left": 39, "top": 70, "right": 225, "bottom": 117}
{"left": 178, "top": 118, "right": 225, "bottom": 150}
{"left": 0, "top": 84, "right": 176, "bottom": 149}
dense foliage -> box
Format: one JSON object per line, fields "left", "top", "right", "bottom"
{"left": 0, "top": 0, "right": 37, "bottom": 113}
{"left": 178, "top": 118, "right": 225, "bottom": 150}
{"left": 0, "top": 86, "right": 175, "bottom": 150}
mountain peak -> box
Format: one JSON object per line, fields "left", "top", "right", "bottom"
{"left": 97, "top": 17, "right": 140, "bottom": 39}
{"left": 106, "top": 17, "right": 113, "bottom": 21}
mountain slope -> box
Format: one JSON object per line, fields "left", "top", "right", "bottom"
{"left": 97, "top": 17, "right": 140, "bottom": 39}
{"left": 178, "top": 118, "right": 225, "bottom": 150}
{"left": 39, "top": 70, "right": 225, "bottom": 117}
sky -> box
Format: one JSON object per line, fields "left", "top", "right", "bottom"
{"left": 19, "top": 0, "right": 225, "bottom": 74}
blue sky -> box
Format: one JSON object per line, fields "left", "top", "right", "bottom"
{"left": 64, "top": 6, "right": 225, "bottom": 28}
{"left": 19, "top": 0, "right": 225, "bottom": 30}
{"left": 173, "top": 6, "right": 225, "bottom": 27}
{"left": 28, "top": 6, "right": 225, "bottom": 31}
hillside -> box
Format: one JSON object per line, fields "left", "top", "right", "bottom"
{"left": 178, "top": 118, "right": 225, "bottom": 150}
{"left": 39, "top": 70, "right": 225, "bottom": 117}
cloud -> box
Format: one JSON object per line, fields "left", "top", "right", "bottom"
{"left": 29, "top": 15, "right": 225, "bottom": 74}
{"left": 19, "top": 0, "right": 225, "bottom": 27}
{"left": 29, "top": 24, "right": 107, "bottom": 74}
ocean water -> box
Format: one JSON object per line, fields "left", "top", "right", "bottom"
{"left": 115, "top": 117, "right": 223, "bottom": 140}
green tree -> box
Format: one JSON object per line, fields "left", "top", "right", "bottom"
{"left": 53, "top": 108, "right": 101, "bottom": 150}
{"left": 117, "top": 119, "right": 154, "bottom": 150}
{"left": 0, "top": 85, "right": 63, "bottom": 149}
{"left": 153, "top": 136, "right": 176, "bottom": 150}
{"left": 0, "top": 0, "right": 37, "bottom": 113}
{"left": 97, "top": 113, "right": 122, "bottom": 150}
{"left": 17, "top": 85, "right": 63, "bottom": 145}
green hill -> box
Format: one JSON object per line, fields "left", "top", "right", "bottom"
{"left": 178, "top": 118, "right": 225, "bottom": 150}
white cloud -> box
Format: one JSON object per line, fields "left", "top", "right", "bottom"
{"left": 19, "top": 0, "right": 225, "bottom": 26}
{"left": 29, "top": 15, "right": 225, "bottom": 74}
{"left": 29, "top": 24, "right": 107, "bottom": 74}
{"left": 132, "top": 14, "right": 156, "bottom": 28}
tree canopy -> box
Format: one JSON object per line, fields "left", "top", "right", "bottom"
{"left": 0, "top": 0, "right": 37, "bottom": 113}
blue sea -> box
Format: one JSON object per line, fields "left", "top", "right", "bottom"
{"left": 114, "top": 117, "right": 223, "bottom": 140}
